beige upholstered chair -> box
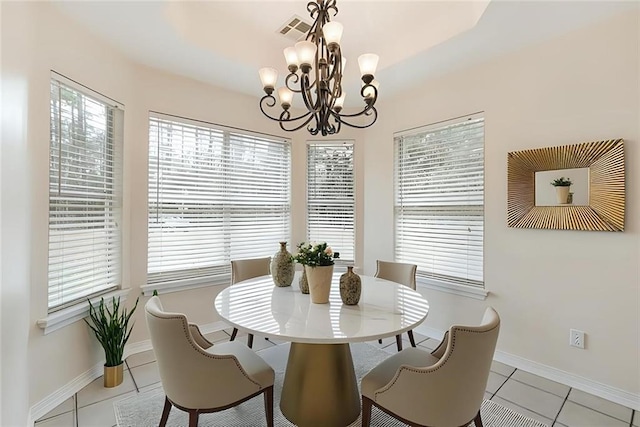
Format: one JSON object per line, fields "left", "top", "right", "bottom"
{"left": 229, "top": 257, "right": 271, "bottom": 348}
{"left": 145, "top": 296, "right": 275, "bottom": 427}
{"left": 374, "top": 260, "right": 418, "bottom": 351}
{"left": 361, "top": 307, "right": 501, "bottom": 427}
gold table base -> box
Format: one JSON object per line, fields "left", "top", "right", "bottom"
{"left": 280, "top": 343, "right": 360, "bottom": 427}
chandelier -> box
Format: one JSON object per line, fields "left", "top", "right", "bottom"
{"left": 258, "top": 0, "right": 379, "bottom": 136}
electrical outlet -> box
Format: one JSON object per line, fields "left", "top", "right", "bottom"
{"left": 569, "top": 329, "right": 585, "bottom": 349}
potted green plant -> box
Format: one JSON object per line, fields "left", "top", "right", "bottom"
{"left": 550, "top": 176, "right": 572, "bottom": 204}
{"left": 293, "top": 242, "right": 339, "bottom": 304}
{"left": 85, "top": 296, "right": 139, "bottom": 387}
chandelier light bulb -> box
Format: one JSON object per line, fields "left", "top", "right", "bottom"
{"left": 358, "top": 53, "right": 379, "bottom": 83}
{"left": 295, "top": 41, "right": 317, "bottom": 73}
{"left": 322, "top": 21, "right": 343, "bottom": 51}
{"left": 259, "top": 68, "right": 278, "bottom": 94}
{"left": 283, "top": 47, "right": 299, "bottom": 73}
{"left": 278, "top": 87, "right": 294, "bottom": 109}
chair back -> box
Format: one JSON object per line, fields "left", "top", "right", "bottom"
{"left": 374, "top": 260, "right": 417, "bottom": 289}
{"left": 231, "top": 257, "right": 271, "bottom": 284}
{"left": 378, "top": 307, "right": 500, "bottom": 426}
{"left": 145, "top": 296, "right": 260, "bottom": 409}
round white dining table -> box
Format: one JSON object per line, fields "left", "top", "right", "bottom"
{"left": 214, "top": 271, "right": 429, "bottom": 427}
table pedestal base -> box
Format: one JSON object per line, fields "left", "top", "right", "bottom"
{"left": 280, "top": 343, "right": 360, "bottom": 427}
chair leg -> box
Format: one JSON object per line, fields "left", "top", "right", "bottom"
{"left": 378, "top": 339, "right": 382, "bottom": 344}
{"left": 263, "top": 386, "right": 274, "bottom": 427}
{"left": 474, "top": 409, "right": 484, "bottom": 427}
{"left": 361, "top": 396, "right": 372, "bottom": 427}
{"left": 407, "top": 330, "right": 417, "bottom": 347}
{"left": 188, "top": 410, "right": 198, "bottom": 427}
{"left": 247, "top": 333, "right": 254, "bottom": 348}
{"left": 395, "top": 334, "right": 403, "bottom": 352}
{"left": 230, "top": 328, "right": 238, "bottom": 341}
{"left": 159, "top": 396, "right": 172, "bottom": 427}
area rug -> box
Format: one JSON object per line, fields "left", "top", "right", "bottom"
{"left": 114, "top": 343, "right": 548, "bottom": 427}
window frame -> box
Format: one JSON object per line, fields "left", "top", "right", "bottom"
{"left": 394, "top": 113, "right": 487, "bottom": 300}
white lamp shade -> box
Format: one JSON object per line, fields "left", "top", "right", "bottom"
{"left": 334, "top": 92, "right": 346, "bottom": 109}
{"left": 358, "top": 53, "right": 379, "bottom": 77}
{"left": 362, "top": 80, "right": 379, "bottom": 99}
{"left": 283, "top": 47, "right": 299, "bottom": 67}
{"left": 278, "top": 87, "right": 294, "bottom": 107}
{"left": 259, "top": 67, "right": 278, "bottom": 89}
{"left": 341, "top": 56, "right": 347, "bottom": 74}
{"left": 323, "top": 21, "right": 343, "bottom": 46}
{"left": 295, "top": 41, "right": 317, "bottom": 68}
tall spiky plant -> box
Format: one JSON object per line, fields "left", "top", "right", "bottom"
{"left": 85, "top": 296, "right": 139, "bottom": 367}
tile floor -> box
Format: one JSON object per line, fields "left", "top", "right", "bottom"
{"left": 35, "top": 331, "right": 637, "bottom": 427}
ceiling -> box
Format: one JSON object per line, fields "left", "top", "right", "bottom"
{"left": 53, "top": 1, "right": 638, "bottom": 107}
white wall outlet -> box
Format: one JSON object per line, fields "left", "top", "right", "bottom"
{"left": 569, "top": 329, "right": 585, "bottom": 349}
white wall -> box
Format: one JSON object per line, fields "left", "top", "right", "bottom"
{"left": 364, "top": 10, "right": 639, "bottom": 399}
{"left": 1, "top": 2, "right": 638, "bottom": 424}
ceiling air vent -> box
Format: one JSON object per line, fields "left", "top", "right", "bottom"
{"left": 278, "top": 15, "right": 311, "bottom": 42}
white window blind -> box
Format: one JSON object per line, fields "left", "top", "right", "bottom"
{"left": 48, "top": 76, "right": 123, "bottom": 311}
{"left": 306, "top": 141, "right": 355, "bottom": 263}
{"left": 394, "top": 116, "right": 484, "bottom": 288}
{"left": 148, "top": 114, "right": 291, "bottom": 286}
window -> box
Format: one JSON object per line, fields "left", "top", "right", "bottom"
{"left": 48, "top": 75, "right": 123, "bottom": 311}
{"left": 394, "top": 115, "right": 484, "bottom": 288}
{"left": 148, "top": 114, "right": 291, "bottom": 288}
{"left": 306, "top": 141, "right": 355, "bottom": 263}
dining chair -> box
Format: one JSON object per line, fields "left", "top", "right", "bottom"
{"left": 145, "top": 296, "right": 275, "bottom": 427}
{"left": 229, "top": 257, "right": 271, "bottom": 348}
{"left": 374, "top": 260, "right": 418, "bottom": 351}
{"left": 361, "top": 307, "right": 500, "bottom": 427}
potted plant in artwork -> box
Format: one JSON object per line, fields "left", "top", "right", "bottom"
{"left": 550, "top": 176, "right": 572, "bottom": 204}
{"left": 85, "top": 296, "right": 139, "bottom": 387}
{"left": 293, "top": 242, "right": 339, "bottom": 304}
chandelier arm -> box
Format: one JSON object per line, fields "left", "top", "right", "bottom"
{"left": 333, "top": 107, "right": 378, "bottom": 129}
{"left": 260, "top": 95, "right": 316, "bottom": 123}
{"left": 279, "top": 112, "right": 317, "bottom": 133}
{"left": 300, "top": 73, "right": 322, "bottom": 113}
{"left": 285, "top": 73, "right": 302, "bottom": 93}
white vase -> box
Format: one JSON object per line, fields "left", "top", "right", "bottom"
{"left": 555, "top": 186, "right": 570, "bottom": 204}
{"left": 305, "top": 264, "right": 334, "bottom": 304}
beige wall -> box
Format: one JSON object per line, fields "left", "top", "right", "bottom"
{"left": 1, "top": 1, "right": 638, "bottom": 424}
{"left": 364, "top": 10, "right": 639, "bottom": 397}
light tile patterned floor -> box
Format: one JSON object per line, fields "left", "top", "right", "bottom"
{"left": 35, "top": 331, "right": 637, "bottom": 427}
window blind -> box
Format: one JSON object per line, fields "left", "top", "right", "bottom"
{"left": 48, "top": 77, "right": 123, "bottom": 310}
{"left": 394, "top": 116, "right": 484, "bottom": 287}
{"left": 148, "top": 114, "right": 291, "bottom": 286}
{"left": 306, "top": 141, "right": 355, "bottom": 263}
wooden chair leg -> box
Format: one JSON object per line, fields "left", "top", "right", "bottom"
{"left": 473, "top": 409, "right": 484, "bottom": 427}
{"left": 407, "top": 330, "right": 417, "bottom": 347}
{"left": 395, "top": 334, "right": 403, "bottom": 352}
{"left": 362, "top": 396, "right": 372, "bottom": 427}
{"left": 247, "top": 333, "right": 254, "bottom": 348}
{"left": 263, "top": 386, "right": 274, "bottom": 427}
{"left": 159, "top": 396, "right": 172, "bottom": 427}
{"left": 188, "top": 410, "right": 198, "bottom": 427}
{"left": 230, "top": 328, "right": 238, "bottom": 341}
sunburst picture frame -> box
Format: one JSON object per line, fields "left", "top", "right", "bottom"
{"left": 507, "top": 139, "right": 624, "bottom": 231}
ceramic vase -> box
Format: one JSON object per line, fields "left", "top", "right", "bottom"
{"left": 306, "top": 264, "right": 334, "bottom": 304}
{"left": 271, "top": 241, "right": 294, "bottom": 287}
{"left": 339, "top": 266, "right": 361, "bottom": 305}
{"left": 555, "top": 186, "right": 570, "bottom": 204}
{"left": 298, "top": 268, "right": 309, "bottom": 294}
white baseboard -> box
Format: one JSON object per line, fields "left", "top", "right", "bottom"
{"left": 28, "top": 320, "right": 230, "bottom": 426}
{"left": 414, "top": 323, "right": 640, "bottom": 411}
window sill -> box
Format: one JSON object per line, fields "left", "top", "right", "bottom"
{"left": 141, "top": 275, "right": 230, "bottom": 296}
{"left": 37, "top": 289, "right": 131, "bottom": 335}
{"left": 417, "top": 278, "right": 488, "bottom": 300}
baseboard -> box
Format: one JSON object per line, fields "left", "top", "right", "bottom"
{"left": 414, "top": 323, "right": 639, "bottom": 411}
{"left": 28, "top": 320, "right": 230, "bottom": 426}
{"left": 494, "top": 350, "right": 640, "bottom": 411}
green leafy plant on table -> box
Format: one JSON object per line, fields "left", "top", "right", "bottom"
{"left": 550, "top": 176, "right": 572, "bottom": 187}
{"left": 293, "top": 241, "right": 340, "bottom": 267}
